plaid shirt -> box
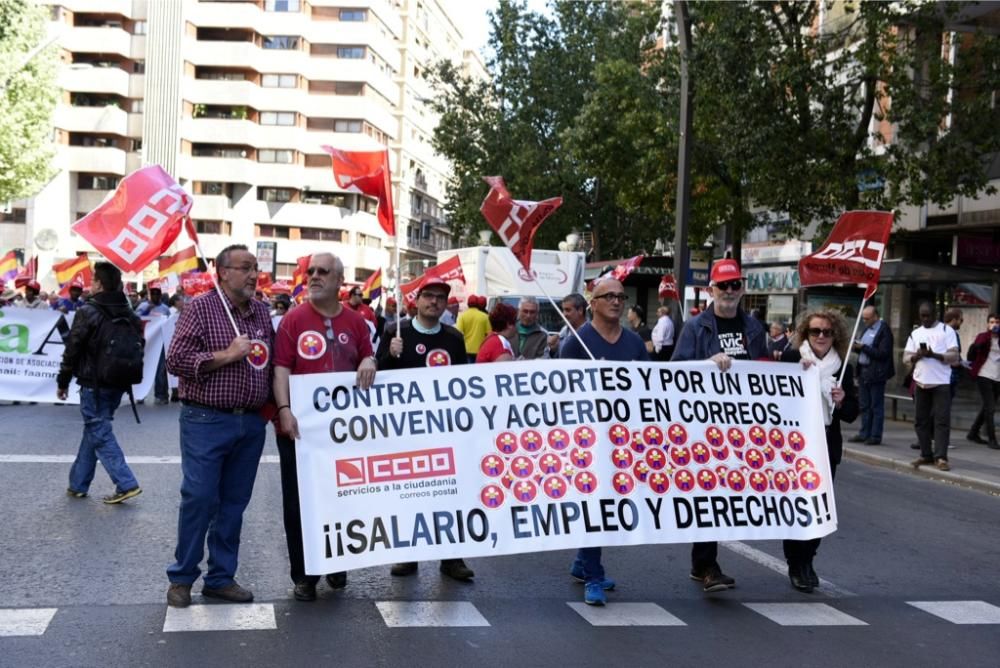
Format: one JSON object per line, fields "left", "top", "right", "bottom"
{"left": 167, "top": 289, "right": 274, "bottom": 410}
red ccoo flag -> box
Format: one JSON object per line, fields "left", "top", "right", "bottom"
{"left": 71, "top": 165, "right": 194, "bottom": 273}
{"left": 398, "top": 255, "right": 466, "bottom": 304}
{"left": 609, "top": 255, "right": 643, "bottom": 282}
{"left": 658, "top": 273, "right": 679, "bottom": 300}
{"left": 321, "top": 146, "right": 395, "bottom": 237}
{"left": 798, "top": 210, "right": 893, "bottom": 300}
{"left": 480, "top": 176, "right": 562, "bottom": 271}
{"left": 14, "top": 256, "right": 38, "bottom": 288}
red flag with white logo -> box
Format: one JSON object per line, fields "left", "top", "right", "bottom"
{"left": 658, "top": 273, "right": 679, "bottom": 300}
{"left": 180, "top": 271, "right": 214, "bottom": 296}
{"left": 798, "top": 211, "right": 893, "bottom": 299}
{"left": 609, "top": 255, "right": 643, "bottom": 282}
{"left": 321, "top": 146, "right": 395, "bottom": 237}
{"left": 399, "top": 255, "right": 466, "bottom": 304}
{"left": 71, "top": 165, "right": 194, "bottom": 273}
{"left": 14, "top": 256, "right": 38, "bottom": 288}
{"left": 480, "top": 176, "right": 562, "bottom": 272}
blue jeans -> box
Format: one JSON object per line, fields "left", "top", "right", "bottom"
{"left": 167, "top": 406, "right": 266, "bottom": 589}
{"left": 572, "top": 547, "right": 605, "bottom": 584}
{"left": 858, "top": 380, "right": 886, "bottom": 440}
{"left": 68, "top": 387, "right": 138, "bottom": 494}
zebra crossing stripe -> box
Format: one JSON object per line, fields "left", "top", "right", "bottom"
{"left": 907, "top": 601, "right": 1000, "bottom": 624}
{"left": 163, "top": 603, "right": 277, "bottom": 632}
{"left": 567, "top": 602, "right": 687, "bottom": 626}
{"left": 0, "top": 608, "right": 58, "bottom": 636}
{"left": 744, "top": 602, "right": 868, "bottom": 626}
{"left": 375, "top": 601, "right": 490, "bottom": 627}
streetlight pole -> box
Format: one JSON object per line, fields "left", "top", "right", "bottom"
{"left": 672, "top": 0, "right": 693, "bottom": 329}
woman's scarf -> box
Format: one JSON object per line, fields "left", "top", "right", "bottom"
{"left": 799, "top": 341, "right": 841, "bottom": 426}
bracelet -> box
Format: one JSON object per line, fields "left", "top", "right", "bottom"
{"left": 277, "top": 405, "right": 290, "bottom": 412}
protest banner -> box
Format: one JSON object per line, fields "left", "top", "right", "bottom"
{"left": 0, "top": 308, "right": 169, "bottom": 403}
{"left": 292, "top": 359, "right": 834, "bottom": 574}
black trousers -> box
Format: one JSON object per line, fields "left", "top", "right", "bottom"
{"left": 914, "top": 384, "right": 952, "bottom": 460}
{"left": 783, "top": 460, "right": 838, "bottom": 566}
{"left": 277, "top": 434, "right": 320, "bottom": 585}
{"left": 970, "top": 376, "right": 999, "bottom": 442}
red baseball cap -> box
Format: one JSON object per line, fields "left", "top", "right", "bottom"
{"left": 417, "top": 276, "right": 451, "bottom": 297}
{"left": 447, "top": 296, "right": 459, "bottom": 305}
{"left": 27, "top": 281, "right": 41, "bottom": 292}
{"left": 386, "top": 297, "right": 397, "bottom": 306}
{"left": 710, "top": 259, "right": 743, "bottom": 285}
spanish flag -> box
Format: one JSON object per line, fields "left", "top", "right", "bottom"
{"left": 0, "top": 251, "right": 16, "bottom": 281}
{"left": 361, "top": 268, "right": 382, "bottom": 301}
{"left": 159, "top": 246, "right": 199, "bottom": 277}
{"left": 53, "top": 255, "right": 92, "bottom": 286}
{"left": 291, "top": 255, "right": 311, "bottom": 300}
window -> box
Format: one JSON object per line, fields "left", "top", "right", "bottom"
{"left": 263, "top": 35, "right": 300, "bottom": 50}
{"left": 258, "top": 149, "right": 294, "bottom": 163}
{"left": 299, "top": 227, "right": 346, "bottom": 242}
{"left": 197, "top": 68, "right": 246, "bottom": 81}
{"left": 196, "top": 182, "right": 229, "bottom": 196}
{"left": 355, "top": 232, "right": 381, "bottom": 248}
{"left": 260, "top": 111, "right": 296, "bottom": 126}
{"left": 337, "top": 46, "right": 365, "bottom": 59}
{"left": 340, "top": 9, "right": 367, "bottom": 21}
{"left": 132, "top": 60, "right": 145, "bottom": 73}
{"left": 0, "top": 208, "right": 27, "bottom": 223}
{"left": 259, "top": 187, "right": 293, "bottom": 202}
{"left": 192, "top": 144, "right": 248, "bottom": 158}
{"left": 276, "top": 262, "right": 295, "bottom": 279}
{"left": 334, "top": 119, "right": 362, "bottom": 133}
{"left": 257, "top": 224, "right": 290, "bottom": 238}
{"left": 360, "top": 197, "right": 378, "bottom": 214}
{"left": 129, "top": 138, "right": 142, "bottom": 152}
{"left": 262, "top": 73, "right": 297, "bottom": 88}
{"left": 194, "top": 220, "right": 230, "bottom": 235}
{"left": 78, "top": 174, "right": 120, "bottom": 190}
{"left": 265, "top": 0, "right": 300, "bottom": 11}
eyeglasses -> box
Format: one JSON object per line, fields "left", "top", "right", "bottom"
{"left": 306, "top": 266, "right": 331, "bottom": 276}
{"left": 224, "top": 264, "right": 259, "bottom": 273}
{"left": 594, "top": 293, "right": 628, "bottom": 303}
{"left": 323, "top": 318, "right": 335, "bottom": 341}
{"left": 350, "top": 291, "right": 362, "bottom": 297}
{"left": 714, "top": 280, "right": 743, "bottom": 292}
{"left": 807, "top": 328, "right": 834, "bottom": 338}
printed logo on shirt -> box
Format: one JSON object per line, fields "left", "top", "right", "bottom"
{"left": 338, "top": 332, "right": 350, "bottom": 345}
{"left": 415, "top": 343, "right": 427, "bottom": 355}
{"left": 717, "top": 332, "right": 747, "bottom": 357}
{"left": 247, "top": 339, "right": 270, "bottom": 369}
{"left": 426, "top": 348, "right": 451, "bottom": 366}
{"left": 297, "top": 331, "right": 327, "bottom": 360}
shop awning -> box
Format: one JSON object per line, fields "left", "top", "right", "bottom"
{"left": 878, "top": 259, "right": 999, "bottom": 284}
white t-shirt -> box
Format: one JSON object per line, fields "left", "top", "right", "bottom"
{"left": 652, "top": 315, "right": 674, "bottom": 350}
{"left": 904, "top": 323, "right": 959, "bottom": 386}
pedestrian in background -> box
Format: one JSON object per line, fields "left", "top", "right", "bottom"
{"left": 512, "top": 296, "right": 548, "bottom": 360}
{"left": 651, "top": 305, "right": 675, "bottom": 361}
{"left": 849, "top": 306, "right": 894, "bottom": 445}
{"left": 165, "top": 244, "right": 274, "bottom": 608}
{"left": 476, "top": 302, "right": 517, "bottom": 363}
{"left": 457, "top": 295, "right": 491, "bottom": 363}
{"left": 548, "top": 292, "right": 588, "bottom": 358}
{"left": 967, "top": 312, "right": 1000, "bottom": 449}
{"left": 780, "top": 310, "right": 858, "bottom": 592}
{"left": 136, "top": 287, "right": 171, "bottom": 405}
{"left": 627, "top": 304, "right": 653, "bottom": 355}
{"left": 767, "top": 321, "right": 789, "bottom": 360}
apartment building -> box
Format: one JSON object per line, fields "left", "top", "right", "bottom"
{"left": 2, "top": 0, "right": 485, "bottom": 288}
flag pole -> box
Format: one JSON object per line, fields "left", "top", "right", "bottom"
{"left": 531, "top": 274, "right": 595, "bottom": 361}
{"left": 186, "top": 224, "right": 240, "bottom": 337}
{"left": 839, "top": 293, "right": 867, "bottom": 386}
{"left": 395, "top": 239, "right": 401, "bottom": 339}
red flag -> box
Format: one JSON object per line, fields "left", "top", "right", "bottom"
{"left": 53, "top": 256, "right": 92, "bottom": 285}
{"left": 256, "top": 272, "right": 272, "bottom": 294}
{"left": 609, "top": 255, "right": 643, "bottom": 282}
{"left": 798, "top": 210, "right": 893, "bottom": 300}
{"left": 57, "top": 266, "right": 92, "bottom": 297}
{"left": 180, "top": 271, "right": 214, "bottom": 296}
{"left": 479, "top": 176, "right": 562, "bottom": 271}
{"left": 14, "top": 256, "right": 38, "bottom": 288}
{"left": 658, "top": 273, "right": 679, "bottom": 300}
{"left": 321, "top": 146, "right": 395, "bottom": 236}
{"left": 71, "top": 165, "right": 194, "bottom": 273}
{"left": 270, "top": 279, "right": 293, "bottom": 295}
{"left": 399, "top": 255, "right": 466, "bottom": 303}
{"left": 291, "top": 255, "right": 311, "bottom": 298}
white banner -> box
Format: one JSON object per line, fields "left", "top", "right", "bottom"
{"left": 292, "top": 360, "right": 836, "bottom": 574}
{"left": 0, "top": 307, "right": 169, "bottom": 403}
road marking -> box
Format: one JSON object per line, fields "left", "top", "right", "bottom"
{"left": 376, "top": 601, "right": 490, "bottom": 627}
{"left": 907, "top": 601, "right": 1000, "bottom": 624}
{"left": 163, "top": 603, "right": 276, "bottom": 632}
{"left": 0, "top": 455, "right": 280, "bottom": 464}
{"left": 721, "top": 541, "right": 856, "bottom": 598}
{"left": 567, "top": 602, "right": 686, "bottom": 626}
{"left": 744, "top": 602, "right": 868, "bottom": 626}
{"left": 0, "top": 608, "right": 58, "bottom": 636}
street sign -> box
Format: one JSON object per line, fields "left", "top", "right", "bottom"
{"left": 257, "top": 241, "right": 276, "bottom": 280}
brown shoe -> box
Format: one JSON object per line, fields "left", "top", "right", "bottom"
{"left": 202, "top": 581, "right": 254, "bottom": 603}
{"left": 910, "top": 457, "right": 933, "bottom": 468}
{"left": 935, "top": 459, "right": 951, "bottom": 471}
{"left": 167, "top": 583, "right": 192, "bottom": 608}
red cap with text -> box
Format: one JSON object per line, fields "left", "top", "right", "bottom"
{"left": 710, "top": 259, "right": 742, "bottom": 285}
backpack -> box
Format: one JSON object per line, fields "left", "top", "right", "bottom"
{"left": 93, "top": 305, "right": 145, "bottom": 422}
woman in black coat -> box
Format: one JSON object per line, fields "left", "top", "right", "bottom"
{"left": 780, "top": 310, "right": 859, "bottom": 593}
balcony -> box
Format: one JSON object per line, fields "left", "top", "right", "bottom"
{"left": 59, "top": 0, "right": 134, "bottom": 15}
{"left": 182, "top": 117, "right": 258, "bottom": 145}
{"left": 59, "top": 65, "right": 130, "bottom": 97}
{"left": 60, "top": 26, "right": 132, "bottom": 58}
{"left": 76, "top": 189, "right": 112, "bottom": 215}
{"left": 127, "top": 113, "right": 143, "bottom": 137}
{"left": 64, "top": 146, "right": 127, "bottom": 174}
{"left": 54, "top": 104, "right": 128, "bottom": 135}
{"left": 191, "top": 194, "right": 233, "bottom": 221}
{"left": 181, "top": 155, "right": 258, "bottom": 184}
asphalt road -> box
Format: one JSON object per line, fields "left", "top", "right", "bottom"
{"left": 1, "top": 402, "right": 998, "bottom": 668}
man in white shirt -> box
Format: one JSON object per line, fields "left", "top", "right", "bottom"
{"left": 651, "top": 305, "right": 675, "bottom": 361}
{"left": 903, "top": 301, "right": 961, "bottom": 471}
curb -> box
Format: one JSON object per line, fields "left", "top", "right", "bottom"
{"left": 843, "top": 446, "right": 1000, "bottom": 496}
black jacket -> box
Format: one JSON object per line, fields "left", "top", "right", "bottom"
{"left": 57, "top": 290, "right": 143, "bottom": 390}
{"left": 856, "top": 320, "right": 895, "bottom": 384}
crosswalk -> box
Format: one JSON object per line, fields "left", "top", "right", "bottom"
{"left": 2, "top": 599, "right": 998, "bottom": 636}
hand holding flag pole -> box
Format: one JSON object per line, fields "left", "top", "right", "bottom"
{"left": 797, "top": 210, "right": 893, "bottom": 385}
{"left": 479, "top": 177, "right": 594, "bottom": 360}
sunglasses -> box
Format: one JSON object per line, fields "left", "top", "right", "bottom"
{"left": 306, "top": 267, "right": 331, "bottom": 276}
{"left": 714, "top": 280, "right": 743, "bottom": 291}
{"left": 807, "top": 328, "right": 834, "bottom": 338}
{"left": 594, "top": 293, "right": 628, "bottom": 303}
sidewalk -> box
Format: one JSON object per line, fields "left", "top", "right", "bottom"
{"left": 843, "top": 418, "right": 1000, "bottom": 495}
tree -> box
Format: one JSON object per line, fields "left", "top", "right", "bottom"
{"left": 0, "top": 0, "right": 59, "bottom": 203}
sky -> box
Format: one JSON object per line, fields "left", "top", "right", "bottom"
{"left": 447, "top": 0, "right": 552, "bottom": 55}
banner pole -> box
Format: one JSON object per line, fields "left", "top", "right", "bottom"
{"left": 189, "top": 235, "right": 240, "bottom": 338}
{"left": 839, "top": 294, "right": 867, "bottom": 386}
{"left": 395, "top": 240, "right": 401, "bottom": 340}
{"left": 532, "top": 274, "right": 595, "bottom": 361}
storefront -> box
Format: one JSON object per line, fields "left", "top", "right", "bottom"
{"left": 741, "top": 241, "right": 811, "bottom": 326}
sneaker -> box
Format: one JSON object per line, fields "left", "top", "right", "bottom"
{"left": 167, "top": 583, "right": 192, "bottom": 608}
{"left": 569, "top": 566, "right": 616, "bottom": 590}
{"left": 584, "top": 581, "right": 607, "bottom": 606}
{"left": 847, "top": 435, "right": 867, "bottom": 443}
{"left": 967, "top": 432, "right": 987, "bottom": 445}
{"left": 293, "top": 581, "right": 316, "bottom": 602}
{"left": 910, "top": 457, "right": 933, "bottom": 468}
{"left": 864, "top": 438, "right": 881, "bottom": 445}
{"left": 691, "top": 565, "right": 735, "bottom": 592}
{"left": 66, "top": 488, "right": 87, "bottom": 498}
{"left": 325, "top": 572, "right": 347, "bottom": 589}
{"left": 103, "top": 487, "right": 142, "bottom": 504}
{"left": 439, "top": 559, "right": 474, "bottom": 581}
{"left": 935, "top": 459, "right": 951, "bottom": 471}
{"left": 390, "top": 562, "right": 418, "bottom": 577}
{"left": 202, "top": 581, "right": 254, "bottom": 603}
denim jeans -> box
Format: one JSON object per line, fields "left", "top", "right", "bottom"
{"left": 858, "top": 380, "right": 886, "bottom": 440}
{"left": 68, "top": 386, "right": 138, "bottom": 494}
{"left": 572, "top": 547, "right": 605, "bottom": 584}
{"left": 167, "top": 406, "right": 266, "bottom": 589}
